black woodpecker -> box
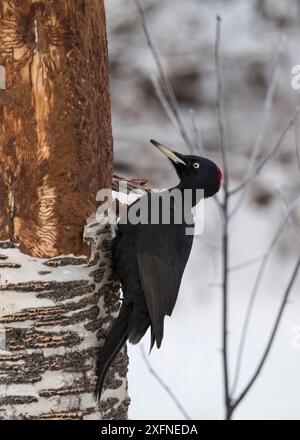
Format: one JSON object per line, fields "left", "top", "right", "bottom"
{"left": 95, "top": 140, "right": 222, "bottom": 400}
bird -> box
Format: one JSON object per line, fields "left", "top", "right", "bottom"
{"left": 95, "top": 140, "right": 222, "bottom": 400}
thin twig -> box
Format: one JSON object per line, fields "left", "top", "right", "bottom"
{"left": 232, "top": 256, "right": 300, "bottom": 410}
{"left": 229, "top": 111, "right": 298, "bottom": 197}
{"left": 215, "top": 16, "right": 229, "bottom": 186}
{"left": 214, "top": 193, "right": 226, "bottom": 222}
{"left": 248, "top": 37, "right": 283, "bottom": 171}
{"left": 134, "top": 0, "right": 193, "bottom": 151}
{"left": 277, "top": 189, "right": 300, "bottom": 246}
{"left": 152, "top": 76, "right": 180, "bottom": 134}
{"left": 229, "top": 38, "right": 283, "bottom": 215}
{"left": 221, "top": 216, "right": 231, "bottom": 419}
{"left": 189, "top": 109, "right": 205, "bottom": 154}
{"left": 229, "top": 254, "right": 265, "bottom": 272}
{"left": 140, "top": 345, "right": 191, "bottom": 420}
{"left": 295, "top": 109, "right": 300, "bottom": 173}
{"left": 214, "top": 15, "right": 231, "bottom": 419}
{"left": 230, "top": 195, "right": 300, "bottom": 396}
{"left": 194, "top": 235, "right": 221, "bottom": 251}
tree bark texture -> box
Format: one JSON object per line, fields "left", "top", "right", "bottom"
{"left": 0, "top": 0, "right": 112, "bottom": 258}
{"left": 0, "top": 0, "right": 129, "bottom": 419}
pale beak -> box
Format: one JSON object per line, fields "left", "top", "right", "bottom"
{"left": 150, "top": 139, "right": 186, "bottom": 165}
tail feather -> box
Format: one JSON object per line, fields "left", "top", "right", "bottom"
{"left": 149, "top": 326, "right": 156, "bottom": 353}
{"left": 95, "top": 305, "right": 130, "bottom": 401}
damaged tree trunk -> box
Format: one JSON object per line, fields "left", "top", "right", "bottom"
{"left": 0, "top": 0, "right": 129, "bottom": 419}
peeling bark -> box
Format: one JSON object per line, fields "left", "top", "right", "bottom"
{"left": 0, "top": 1, "right": 129, "bottom": 420}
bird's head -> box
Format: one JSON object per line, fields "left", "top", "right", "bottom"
{"left": 150, "top": 139, "right": 222, "bottom": 198}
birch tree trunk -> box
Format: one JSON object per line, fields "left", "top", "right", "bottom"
{"left": 0, "top": 0, "right": 129, "bottom": 419}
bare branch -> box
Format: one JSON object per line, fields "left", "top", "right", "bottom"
{"left": 232, "top": 256, "right": 300, "bottom": 410}
{"left": 214, "top": 193, "right": 226, "bottom": 222}
{"left": 230, "top": 195, "right": 300, "bottom": 396}
{"left": 215, "top": 15, "right": 229, "bottom": 188}
{"left": 152, "top": 76, "right": 179, "bottom": 133}
{"left": 229, "top": 254, "right": 265, "bottom": 272}
{"left": 228, "top": 38, "right": 283, "bottom": 214}
{"left": 140, "top": 345, "right": 191, "bottom": 420}
{"left": 134, "top": 0, "right": 193, "bottom": 151}
{"left": 229, "top": 111, "right": 298, "bottom": 198}
{"left": 247, "top": 37, "right": 283, "bottom": 174}
{"left": 277, "top": 189, "right": 300, "bottom": 246}
{"left": 189, "top": 109, "right": 205, "bottom": 154}
{"left": 214, "top": 15, "right": 232, "bottom": 419}
{"left": 195, "top": 235, "right": 221, "bottom": 251}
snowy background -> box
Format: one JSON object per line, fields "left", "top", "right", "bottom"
{"left": 105, "top": 0, "right": 300, "bottom": 420}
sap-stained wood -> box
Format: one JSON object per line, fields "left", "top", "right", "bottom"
{"left": 0, "top": 0, "right": 113, "bottom": 258}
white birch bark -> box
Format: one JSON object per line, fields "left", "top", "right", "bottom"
{"left": 0, "top": 215, "right": 129, "bottom": 420}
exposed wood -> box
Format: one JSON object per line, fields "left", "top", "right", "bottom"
{"left": 0, "top": 0, "right": 112, "bottom": 258}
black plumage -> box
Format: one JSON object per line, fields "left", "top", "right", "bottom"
{"left": 95, "top": 140, "right": 222, "bottom": 400}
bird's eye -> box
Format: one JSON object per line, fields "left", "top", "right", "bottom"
{"left": 193, "top": 162, "right": 200, "bottom": 169}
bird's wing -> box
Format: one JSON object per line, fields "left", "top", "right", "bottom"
{"left": 136, "top": 225, "right": 193, "bottom": 349}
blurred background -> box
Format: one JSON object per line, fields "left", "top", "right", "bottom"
{"left": 105, "top": 0, "right": 300, "bottom": 420}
